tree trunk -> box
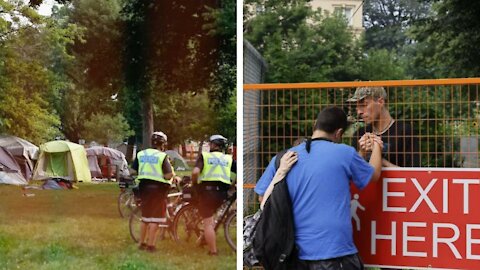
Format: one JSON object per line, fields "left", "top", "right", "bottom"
{"left": 142, "top": 95, "right": 154, "bottom": 148}
{"left": 181, "top": 142, "right": 187, "bottom": 157}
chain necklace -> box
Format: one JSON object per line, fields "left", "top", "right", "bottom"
{"left": 373, "top": 118, "right": 395, "bottom": 135}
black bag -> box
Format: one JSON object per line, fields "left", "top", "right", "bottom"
{"left": 243, "top": 150, "right": 287, "bottom": 268}
{"left": 244, "top": 150, "right": 306, "bottom": 269}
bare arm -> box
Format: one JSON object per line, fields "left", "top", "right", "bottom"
{"left": 164, "top": 172, "right": 173, "bottom": 181}
{"left": 369, "top": 137, "right": 383, "bottom": 182}
{"left": 191, "top": 167, "right": 201, "bottom": 185}
{"left": 260, "top": 151, "right": 298, "bottom": 209}
{"left": 382, "top": 159, "right": 399, "bottom": 168}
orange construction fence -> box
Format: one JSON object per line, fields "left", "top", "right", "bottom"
{"left": 243, "top": 78, "right": 480, "bottom": 214}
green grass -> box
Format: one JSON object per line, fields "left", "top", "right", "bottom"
{"left": 0, "top": 183, "right": 236, "bottom": 270}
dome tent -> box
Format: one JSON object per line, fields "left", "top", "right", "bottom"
{"left": 0, "top": 135, "right": 39, "bottom": 180}
{"left": 32, "top": 141, "right": 91, "bottom": 182}
{"left": 0, "top": 145, "right": 28, "bottom": 185}
{"left": 86, "top": 146, "right": 130, "bottom": 178}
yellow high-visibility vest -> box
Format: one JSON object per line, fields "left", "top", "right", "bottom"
{"left": 136, "top": 149, "right": 170, "bottom": 184}
{"left": 199, "top": 151, "right": 233, "bottom": 185}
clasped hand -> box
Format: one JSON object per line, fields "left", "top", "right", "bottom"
{"left": 358, "top": 133, "right": 383, "bottom": 155}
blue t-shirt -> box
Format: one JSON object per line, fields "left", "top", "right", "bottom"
{"left": 254, "top": 156, "right": 277, "bottom": 196}
{"left": 286, "top": 140, "right": 374, "bottom": 260}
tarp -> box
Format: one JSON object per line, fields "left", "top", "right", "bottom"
{"left": 165, "top": 150, "right": 190, "bottom": 170}
{"left": 42, "top": 179, "right": 63, "bottom": 190}
{"left": 0, "top": 146, "right": 28, "bottom": 185}
{"left": 0, "top": 135, "right": 38, "bottom": 160}
{"left": 32, "top": 141, "right": 91, "bottom": 182}
{"left": 86, "top": 146, "right": 130, "bottom": 178}
{"left": 0, "top": 135, "right": 38, "bottom": 180}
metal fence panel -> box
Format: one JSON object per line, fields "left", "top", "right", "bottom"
{"left": 243, "top": 78, "right": 480, "bottom": 214}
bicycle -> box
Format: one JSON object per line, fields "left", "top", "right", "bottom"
{"left": 117, "top": 176, "right": 139, "bottom": 218}
{"left": 119, "top": 175, "right": 187, "bottom": 219}
{"left": 128, "top": 176, "right": 190, "bottom": 243}
{"left": 172, "top": 188, "right": 237, "bottom": 251}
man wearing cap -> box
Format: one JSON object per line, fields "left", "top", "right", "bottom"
{"left": 348, "top": 86, "right": 420, "bottom": 167}
{"left": 191, "top": 134, "right": 236, "bottom": 255}
{"left": 131, "top": 131, "right": 173, "bottom": 252}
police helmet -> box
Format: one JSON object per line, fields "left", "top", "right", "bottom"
{"left": 151, "top": 131, "right": 167, "bottom": 146}
{"left": 209, "top": 134, "right": 227, "bottom": 148}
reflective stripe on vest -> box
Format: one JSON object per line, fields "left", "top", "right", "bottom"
{"left": 136, "top": 149, "right": 169, "bottom": 184}
{"left": 199, "top": 152, "right": 233, "bottom": 185}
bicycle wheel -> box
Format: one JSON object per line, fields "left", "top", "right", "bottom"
{"left": 129, "top": 207, "right": 143, "bottom": 243}
{"left": 224, "top": 210, "right": 236, "bottom": 251}
{"left": 118, "top": 190, "right": 136, "bottom": 218}
{"left": 172, "top": 204, "right": 203, "bottom": 243}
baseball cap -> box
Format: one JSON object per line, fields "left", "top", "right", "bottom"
{"left": 347, "top": 86, "right": 387, "bottom": 102}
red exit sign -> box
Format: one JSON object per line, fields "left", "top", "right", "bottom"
{"left": 352, "top": 168, "right": 480, "bottom": 270}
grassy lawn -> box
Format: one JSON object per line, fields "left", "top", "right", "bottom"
{"left": 0, "top": 183, "right": 236, "bottom": 270}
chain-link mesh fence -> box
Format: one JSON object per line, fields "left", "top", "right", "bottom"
{"left": 243, "top": 79, "right": 480, "bottom": 215}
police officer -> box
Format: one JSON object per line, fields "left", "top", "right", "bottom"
{"left": 131, "top": 131, "right": 173, "bottom": 252}
{"left": 191, "top": 134, "right": 236, "bottom": 255}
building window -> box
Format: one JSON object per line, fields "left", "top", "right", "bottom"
{"left": 334, "top": 6, "right": 354, "bottom": 26}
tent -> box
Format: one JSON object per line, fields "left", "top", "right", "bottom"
{"left": 86, "top": 146, "right": 130, "bottom": 178}
{"left": 165, "top": 150, "right": 190, "bottom": 171}
{"left": 32, "top": 141, "right": 91, "bottom": 182}
{"left": 0, "top": 145, "right": 28, "bottom": 185}
{"left": 0, "top": 135, "right": 39, "bottom": 180}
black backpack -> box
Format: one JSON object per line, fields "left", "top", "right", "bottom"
{"left": 244, "top": 150, "right": 307, "bottom": 270}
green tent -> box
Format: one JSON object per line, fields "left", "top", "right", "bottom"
{"left": 32, "top": 141, "right": 91, "bottom": 182}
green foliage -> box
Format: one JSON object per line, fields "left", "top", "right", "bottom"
{"left": 82, "top": 113, "right": 134, "bottom": 145}
{"left": 0, "top": 0, "right": 43, "bottom": 39}
{"left": 363, "top": 0, "right": 431, "bottom": 52}
{"left": 0, "top": 19, "right": 74, "bottom": 144}
{"left": 50, "top": 0, "right": 126, "bottom": 142}
{"left": 215, "top": 92, "right": 237, "bottom": 143}
{"left": 411, "top": 0, "right": 480, "bottom": 78}
{"left": 203, "top": 0, "right": 237, "bottom": 110}
{"left": 245, "top": 1, "right": 361, "bottom": 83}
{"left": 120, "top": 0, "right": 236, "bottom": 146}
{"left": 358, "top": 49, "right": 407, "bottom": 80}
{"left": 152, "top": 91, "right": 217, "bottom": 147}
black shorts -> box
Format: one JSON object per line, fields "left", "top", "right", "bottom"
{"left": 197, "top": 182, "right": 229, "bottom": 218}
{"left": 301, "top": 253, "right": 364, "bottom": 270}
{"left": 139, "top": 179, "right": 170, "bottom": 223}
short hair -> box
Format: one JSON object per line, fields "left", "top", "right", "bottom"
{"left": 314, "top": 106, "right": 349, "bottom": 133}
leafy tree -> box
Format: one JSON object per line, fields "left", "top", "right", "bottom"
{"left": 152, "top": 91, "right": 216, "bottom": 148}
{"left": 215, "top": 92, "right": 237, "bottom": 143}
{"left": 82, "top": 112, "right": 133, "bottom": 145}
{"left": 203, "top": 0, "right": 237, "bottom": 110}
{"left": 358, "top": 49, "right": 407, "bottom": 80}
{"left": 245, "top": 0, "right": 361, "bottom": 83}
{"left": 1, "top": 0, "right": 43, "bottom": 40}
{"left": 363, "top": 0, "right": 431, "bottom": 52}
{"left": 51, "top": 0, "right": 125, "bottom": 142}
{"left": 0, "top": 3, "right": 77, "bottom": 144}
{"left": 121, "top": 0, "right": 235, "bottom": 148}
{"left": 411, "top": 0, "right": 480, "bottom": 78}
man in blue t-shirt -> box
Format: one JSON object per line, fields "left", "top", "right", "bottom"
{"left": 267, "top": 107, "right": 382, "bottom": 269}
